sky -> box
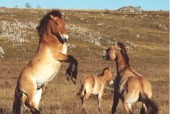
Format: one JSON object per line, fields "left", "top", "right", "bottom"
{"left": 0, "top": 0, "right": 169, "bottom": 11}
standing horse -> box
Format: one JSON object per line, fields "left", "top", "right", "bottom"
{"left": 12, "top": 10, "right": 78, "bottom": 114}
{"left": 77, "top": 67, "right": 113, "bottom": 112}
{"left": 102, "top": 42, "right": 158, "bottom": 114}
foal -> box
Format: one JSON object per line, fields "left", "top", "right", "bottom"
{"left": 103, "top": 42, "right": 158, "bottom": 114}
{"left": 77, "top": 67, "right": 113, "bottom": 111}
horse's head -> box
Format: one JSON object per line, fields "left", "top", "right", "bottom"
{"left": 50, "top": 14, "right": 68, "bottom": 42}
{"left": 102, "top": 43, "right": 121, "bottom": 61}
{"left": 102, "top": 67, "right": 113, "bottom": 85}
{"left": 37, "top": 10, "right": 68, "bottom": 43}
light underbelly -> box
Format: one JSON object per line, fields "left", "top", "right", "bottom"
{"left": 92, "top": 84, "right": 101, "bottom": 95}
{"left": 34, "top": 60, "right": 61, "bottom": 87}
{"left": 92, "top": 89, "right": 99, "bottom": 95}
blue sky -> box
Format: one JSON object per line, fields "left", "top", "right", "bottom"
{"left": 0, "top": 0, "right": 169, "bottom": 10}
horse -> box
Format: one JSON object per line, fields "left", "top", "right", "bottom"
{"left": 77, "top": 67, "right": 113, "bottom": 112}
{"left": 102, "top": 42, "right": 158, "bottom": 114}
{"left": 12, "top": 10, "right": 78, "bottom": 114}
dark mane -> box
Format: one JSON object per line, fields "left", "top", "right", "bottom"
{"left": 98, "top": 67, "right": 110, "bottom": 76}
{"left": 117, "top": 42, "right": 130, "bottom": 66}
{"left": 36, "top": 10, "right": 62, "bottom": 38}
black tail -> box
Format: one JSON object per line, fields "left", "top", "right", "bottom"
{"left": 140, "top": 92, "right": 159, "bottom": 114}
{"left": 12, "top": 87, "right": 22, "bottom": 114}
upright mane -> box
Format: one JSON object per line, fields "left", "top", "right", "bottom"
{"left": 117, "top": 42, "right": 130, "bottom": 66}
{"left": 36, "top": 10, "right": 62, "bottom": 38}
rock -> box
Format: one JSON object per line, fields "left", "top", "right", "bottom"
{"left": 0, "top": 47, "right": 4, "bottom": 58}
{"left": 117, "top": 6, "right": 143, "bottom": 14}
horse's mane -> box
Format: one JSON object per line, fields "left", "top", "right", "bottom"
{"left": 98, "top": 67, "right": 110, "bottom": 76}
{"left": 117, "top": 42, "right": 130, "bottom": 66}
{"left": 36, "top": 10, "right": 62, "bottom": 38}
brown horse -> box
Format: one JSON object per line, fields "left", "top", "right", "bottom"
{"left": 102, "top": 42, "right": 158, "bottom": 114}
{"left": 77, "top": 67, "right": 113, "bottom": 112}
{"left": 12, "top": 10, "right": 78, "bottom": 114}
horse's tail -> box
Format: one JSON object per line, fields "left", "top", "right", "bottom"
{"left": 76, "top": 83, "right": 85, "bottom": 97}
{"left": 12, "top": 87, "right": 23, "bottom": 114}
{"left": 140, "top": 92, "right": 159, "bottom": 114}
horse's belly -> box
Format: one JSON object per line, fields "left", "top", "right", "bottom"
{"left": 92, "top": 89, "right": 99, "bottom": 95}
{"left": 34, "top": 60, "right": 61, "bottom": 87}
{"left": 25, "top": 46, "right": 67, "bottom": 87}
{"left": 92, "top": 84, "right": 101, "bottom": 95}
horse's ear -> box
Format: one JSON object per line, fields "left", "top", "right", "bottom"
{"left": 109, "top": 67, "right": 111, "bottom": 71}
{"left": 110, "top": 46, "right": 115, "bottom": 50}
{"left": 50, "top": 15, "right": 54, "bottom": 19}
{"left": 115, "top": 43, "right": 121, "bottom": 50}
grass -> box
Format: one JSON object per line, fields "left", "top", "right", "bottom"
{"left": 0, "top": 7, "right": 169, "bottom": 114}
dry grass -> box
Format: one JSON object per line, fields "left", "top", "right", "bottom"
{"left": 0, "top": 8, "right": 169, "bottom": 114}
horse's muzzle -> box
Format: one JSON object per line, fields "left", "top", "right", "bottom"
{"left": 102, "top": 50, "right": 108, "bottom": 60}
{"left": 109, "top": 80, "right": 114, "bottom": 85}
{"left": 61, "top": 34, "right": 69, "bottom": 42}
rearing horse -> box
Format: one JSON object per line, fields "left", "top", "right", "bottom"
{"left": 103, "top": 42, "right": 158, "bottom": 114}
{"left": 13, "top": 10, "right": 78, "bottom": 114}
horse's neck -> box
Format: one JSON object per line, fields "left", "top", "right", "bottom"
{"left": 41, "top": 24, "right": 61, "bottom": 46}
{"left": 116, "top": 51, "right": 129, "bottom": 74}
{"left": 100, "top": 75, "right": 108, "bottom": 83}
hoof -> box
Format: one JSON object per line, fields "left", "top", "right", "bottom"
{"left": 98, "top": 108, "right": 101, "bottom": 112}
{"left": 30, "top": 108, "right": 40, "bottom": 114}
{"left": 82, "top": 108, "right": 86, "bottom": 114}
{"left": 65, "top": 74, "right": 70, "bottom": 81}
{"left": 71, "top": 77, "right": 76, "bottom": 84}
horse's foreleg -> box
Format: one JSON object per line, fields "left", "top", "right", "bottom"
{"left": 64, "top": 55, "right": 78, "bottom": 83}
{"left": 56, "top": 53, "right": 78, "bottom": 84}
{"left": 98, "top": 90, "right": 104, "bottom": 111}
{"left": 112, "top": 91, "right": 120, "bottom": 114}
{"left": 65, "top": 63, "right": 73, "bottom": 80}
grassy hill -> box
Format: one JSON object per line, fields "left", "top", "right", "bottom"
{"left": 0, "top": 8, "right": 169, "bottom": 114}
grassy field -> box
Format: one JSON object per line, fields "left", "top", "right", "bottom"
{"left": 0, "top": 8, "right": 169, "bottom": 114}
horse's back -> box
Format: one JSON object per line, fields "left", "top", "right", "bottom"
{"left": 93, "top": 77, "right": 105, "bottom": 94}
{"left": 83, "top": 76, "right": 95, "bottom": 86}
{"left": 85, "top": 76, "right": 104, "bottom": 94}
{"left": 130, "top": 68, "right": 152, "bottom": 97}
{"left": 81, "top": 76, "right": 95, "bottom": 93}
{"left": 124, "top": 74, "right": 152, "bottom": 101}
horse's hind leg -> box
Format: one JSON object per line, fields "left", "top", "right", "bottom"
{"left": 13, "top": 88, "right": 27, "bottom": 114}
{"left": 122, "top": 103, "right": 134, "bottom": 114}
{"left": 33, "top": 89, "right": 43, "bottom": 110}
{"left": 26, "top": 95, "right": 41, "bottom": 114}
{"left": 82, "top": 89, "right": 92, "bottom": 111}
{"left": 140, "top": 103, "right": 147, "bottom": 114}
{"left": 25, "top": 88, "right": 42, "bottom": 114}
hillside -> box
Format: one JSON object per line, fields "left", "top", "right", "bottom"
{"left": 0, "top": 8, "right": 169, "bottom": 114}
